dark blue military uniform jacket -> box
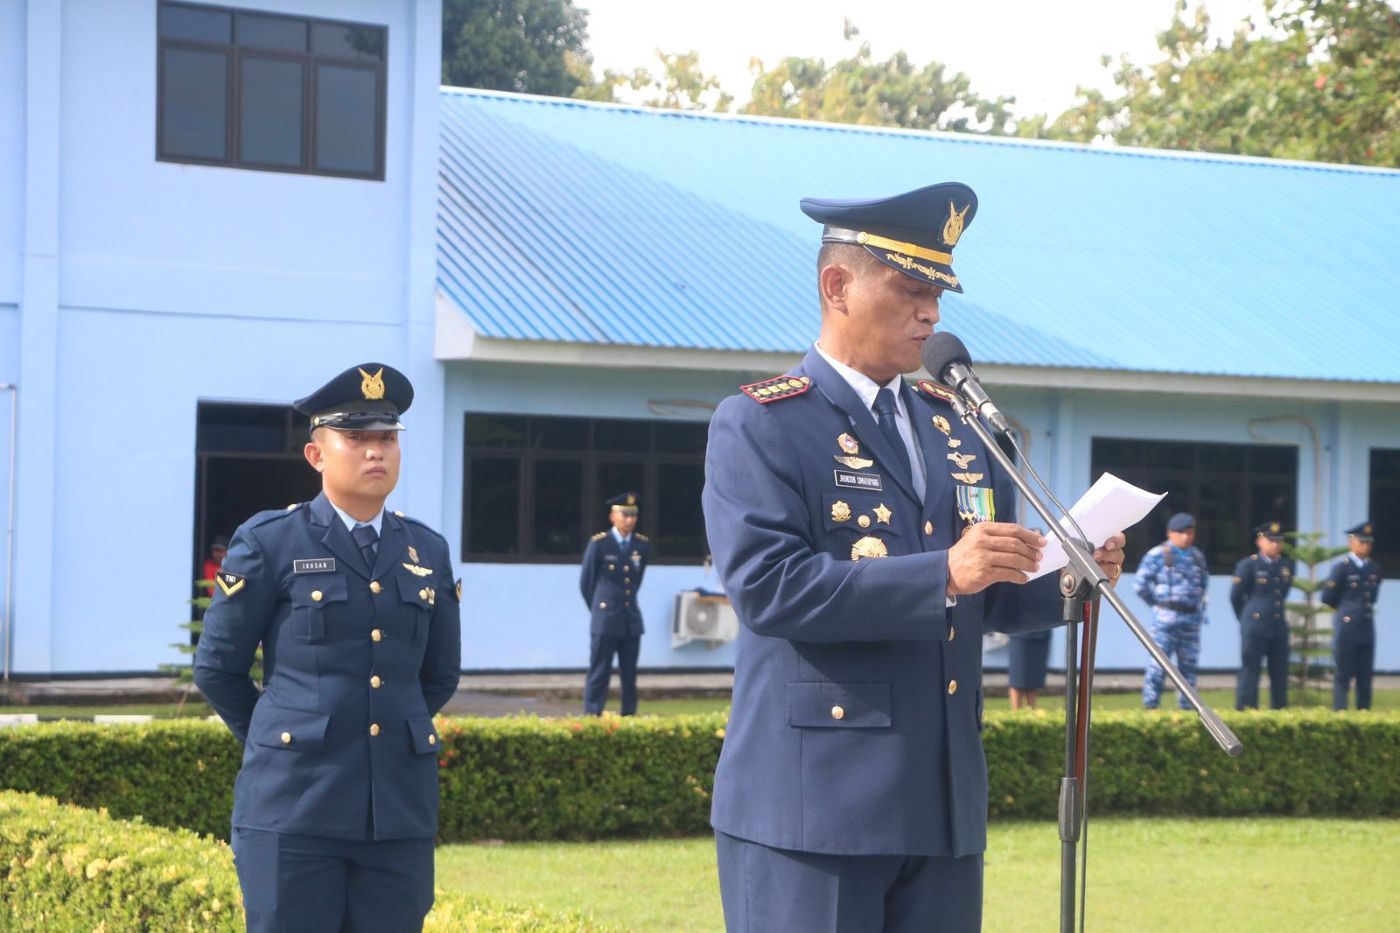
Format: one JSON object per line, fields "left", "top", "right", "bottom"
{"left": 702, "top": 348, "right": 1059, "bottom": 859}
{"left": 580, "top": 531, "right": 650, "bottom": 637}
{"left": 1321, "top": 557, "right": 1381, "bottom": 646}
{"left": 1229, "top": 554, "right": 1294, "bottom": 636}
{"left": 195, "top": 493, "right": 462, "bottom": 841}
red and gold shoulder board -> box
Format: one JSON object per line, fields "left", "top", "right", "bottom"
{"left": 741, "top": 375, "right": 812, "bottom": 404}
{"left": 915, "top": 380, "right": 959, "bottom": 404}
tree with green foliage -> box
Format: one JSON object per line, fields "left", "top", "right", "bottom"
{"left": 163, "top": 580, "right": 260, "bottom": 702}
{"left": 1284, "top": 531, "right": 1350, "bottom": 706}
{"left": 1039, "top": 0, "right": 1400, "bottom": 167}
{"left": 574, "top": 50, "right": 734, "bottom": 111}
{"left": 441, "top": 0, "right": 592, "bottom": 96}
{"left": 740, "top": 21, "right": 1017, "bottom": 134}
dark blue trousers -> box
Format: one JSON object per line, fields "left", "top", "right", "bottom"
{"left": 1237, "top": 626, "right": 1289, "bottom": 709}
{"left": 584, "top": 633, "right": 640, "bottom": 715}
{"left": 1333, "top": 640, "right": 1375, "bottom": 710}
{"left": 716, "top": 831, "right": 983, "bottom": 933}
{"left": 231, "top": 828, "right": 434, "bottom": 932}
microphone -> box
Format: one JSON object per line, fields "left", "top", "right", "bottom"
{"left": 920, "top": 332, "right": 1011, "bottom": 434}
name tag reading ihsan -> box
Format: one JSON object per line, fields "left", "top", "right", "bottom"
{"left": 293, "top": 558, "right": 337, "bottom": 575}
{"left": 834, "top": 470, "right": 883, "bottom": 491}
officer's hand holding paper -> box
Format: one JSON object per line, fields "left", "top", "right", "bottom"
{"left": 1027, "top": 472, "right": 1165, "bottom": 581}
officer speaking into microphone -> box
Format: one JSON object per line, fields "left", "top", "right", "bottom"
{"left": 195, "top": 363, "right": 461, "bottom": 932}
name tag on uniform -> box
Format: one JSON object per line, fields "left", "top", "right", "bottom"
{"left": 834, "top": 469, "right": 883, "bottom": 491}
{"left": 293, "top": 558, "right": 337, "bottom": 574}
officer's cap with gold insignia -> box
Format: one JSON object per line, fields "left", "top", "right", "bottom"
{"left": 1254, "top": 521, "right": 1284, "bottom": 541}
{"left": 293, "top": 363, "right": 414, "bottom": 434}
{"left": 1346, "top": 521, "right": 1374, "bottom": 542}
{"left": 607, "top": 491, "right": 639, "bottom": 515}
{"left": 800, "top": 182, "right": 977, "bottom": 293}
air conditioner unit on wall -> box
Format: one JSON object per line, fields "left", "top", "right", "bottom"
{"left": 671, "top": 590, "right": 739, "bottom": 649}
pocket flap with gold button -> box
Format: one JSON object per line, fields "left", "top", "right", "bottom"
{"left": 786, "top": 682, "right": 892, "bottom": 728}
{"left": 406, "top": 715, "right": 440, "bottom": 755}
{"left": 291, "top": 575, "right": 348, "bottom": 609}
{"left": 251, "top": 706, "right": 331, "bottom": 751}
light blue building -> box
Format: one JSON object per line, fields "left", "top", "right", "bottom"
{"left": 4, "top": 1, "right": 1398, "bottom": 679}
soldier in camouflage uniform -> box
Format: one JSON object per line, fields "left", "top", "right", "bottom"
{"left": 1133, "top": 513, "right": 1209, "bottom": 709}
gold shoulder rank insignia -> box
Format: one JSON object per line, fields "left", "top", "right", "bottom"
{"left": 591, "top": 531, "right": 607, "bottom": 541}
{"left": 741, "top": 375, "right": 812, "bottom": 404}
{"left": 455, "top": 579, "right": 463, "bottom": 602}
{"left": 635, "top": 533, "right": 649, "bottom": 542}
{"left": 915, "top": 380, "right": 959, "bottom": 405}
{"left": 215, "top": 572, "right": 246, "bottom": 598}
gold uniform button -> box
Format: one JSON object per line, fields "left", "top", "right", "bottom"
{"left": 427, "top": 734, "right": 437, "bottom": 746}
{"left": 371, "top": 628, "right": 382, "bottom": 642}
{"left": 599, "top": 602, "right": 607, "bottom": 609}
{"left": 280, "top": 731, "right": 292, "bottom": 744}
{"left": 419, "top": 588, "right": 428, "bottom": 600}
{"left": 370, "top": 580, "right": 381, "bottom": 594}
{"left": 948, "top": 680, "right": 958, "bottom": 695}
{"left": 369, "top": 723, "right": 381, "bottom": 737}
{"left": 858, "top": 515, "right": 871, "bottom": 529}
{"left": 924, "top": 521, "right": 934, "bottom": 536}
{"left": 370, "top": 675, "right": 382, "bottom": 688}
{"left": 310, "top": 590, "right": 323, "bottom": 602}
{"left": 831, "top": 706, "right": 846, "bottom": 720}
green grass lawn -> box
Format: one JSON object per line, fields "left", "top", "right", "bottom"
{"left": 437, "top": 818, "right": 1400, "bottom": 931}
{"left": 0, "top": 702, "right": 214, "bottom": 719}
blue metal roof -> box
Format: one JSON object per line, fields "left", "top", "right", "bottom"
{"left": 438, "top": 88, "right": 1400, "bottom": 382}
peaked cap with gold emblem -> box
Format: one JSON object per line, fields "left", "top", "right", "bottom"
{"left": 1345, "top": 520, "right": 1374, "bottom": 542}
{"left": 606, "top": 491, "right": 640, "bottom": 515}
{"left": 801, "top": 182, "right": 978, "bottom": 293}
{"left": 293, "top": 362, "right": 414, "bottom": 434}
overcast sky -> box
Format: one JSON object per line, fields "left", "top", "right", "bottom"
{"left": 583, "top": 0, "right": 1261, "bottom": 117}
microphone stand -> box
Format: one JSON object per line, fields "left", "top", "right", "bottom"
{"left": 944, "top": 394, "right": 1242, "bottom": 933}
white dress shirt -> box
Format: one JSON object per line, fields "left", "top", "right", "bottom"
{"left": 814, "top": 343, "right": 927, "bottom": 502}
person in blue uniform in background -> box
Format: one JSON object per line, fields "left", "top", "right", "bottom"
{"left": 1229, "top": 521, "right": 1293, "bottom": 710}
{"left": 1321, "top": 521, "right": 1382, "bottom": 710}
{"left": 195, "top": 363, "right": 462, "bottom": 933}
{"left": 580, "top": 492, "right": 649, "bottom": 715}
{"left": 701, "top": 183, "right": 1127, "bottom": 932}
{"left": 1134, "top": 512, "right": 1209, "bottom": 709}
{"left": 1006, "top": 630, "right": 1051, "bottom": 710}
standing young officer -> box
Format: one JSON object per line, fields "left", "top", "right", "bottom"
{"left": 580, "top": 492, "right": 649, "bottom": 715}
{"left": 195, "top": 363, "right": 462, "bottom": 932}
{"left": 1230, "top": 521, "right": 1293, "bottom": 710}
{"left": 702, "top": 183, "right": 1127, "bottom": 931}
{"left": 1321, "top": 521, "right": 1382, "bottom": 710}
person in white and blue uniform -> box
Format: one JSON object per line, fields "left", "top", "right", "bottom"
{"left": 1134, "top": 512, "right": 1209, "bottom": 709}
{"left": 196, "top": 363, "right": 462, "bottom": 933}
{"left": 1229, "top": 520, "right": 1294, "bottom": 710}
{"left": 702, "top": 183, "right": 1128, "bottom": 932}
{"left": 1321, "top": 521, "right": 1382, "bottom": 710}
{"left": 580, "top": 492, "right": 649, "bottom": 715}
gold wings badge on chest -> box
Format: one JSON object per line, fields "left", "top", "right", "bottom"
{"left": 402, "top": 563, "right": 434, "bottom": 577}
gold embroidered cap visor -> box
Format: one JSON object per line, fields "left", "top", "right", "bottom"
{"left": 293, "top": 362, "right": 414, "bottom": 435}
{"left": 801, "top": 182, "right": 978, "bottom": 294}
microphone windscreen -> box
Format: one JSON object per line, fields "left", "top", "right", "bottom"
{"left": 921, "top": 332, "right": 972, "bottom": 382}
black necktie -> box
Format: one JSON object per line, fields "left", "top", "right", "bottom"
{"left": 873, "top": 387, "right": 912, "bottom": 479}
{"left": 352, "top": 523, "right": 379, "bottom": 572}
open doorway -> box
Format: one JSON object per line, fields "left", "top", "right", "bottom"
{"left": 193, "top": 402, "right": 323, "bottom": 587}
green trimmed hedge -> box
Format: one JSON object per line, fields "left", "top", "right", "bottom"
{"left": 0, "top": 711, "right": 1395, "bottom": 844}
{"left": 0, "top": 791, "right": 605, "bottom": 931}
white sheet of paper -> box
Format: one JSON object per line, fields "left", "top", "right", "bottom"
{"left": 1026, "top": 472, "right": 1166, "bottom": 581}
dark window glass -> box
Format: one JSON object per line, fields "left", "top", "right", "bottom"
{"left": 657, "top": 462, "right": 707, "bottom": 557}
{"left": 1091, "top": 438, "right": 1297, "bottom": 573}
{"left": 314, "top": 64, "right": 378, "bottom": 174}
{"left": 1370, "top": 449, "right": 1400, "bottom": 576}
{"left": 467, "top": 458, "right": 521, "bottom": 555}
{"left": 157, "top": 2, "right": 384, "bottom": 179}
{"left": 239, "top": 56, "right": 304, "bottom": 167}
{"left": 466, "top": 414, "right": 527, "bottom": 448}
{"left": 595, "top": 419, "right": 651, "bottom": 452}
{"left": 236, "top": 13, "right": 306, "bottom": 51}
{"left": 159, "top": 5, "right": 231, "bottom": 43}
{"left": 312, "top": 22, "right": 386, "bottom": 61}
{"left": 197, "top": 403, "right": 292, "bottom": 454}
{"left": 533, "top": 460, "right": 584, "bottom": 556}
{"left": 655, "top": 422, "right": 709, "bottom": 454}
{"left": 463, "top": 414, "right": 708, "bottom": 563}
{"left": 529, "top": 416, "right": 589, "bottom": 451}
{"left": 160, "top": 47, "right": 229, "bottom": 160}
